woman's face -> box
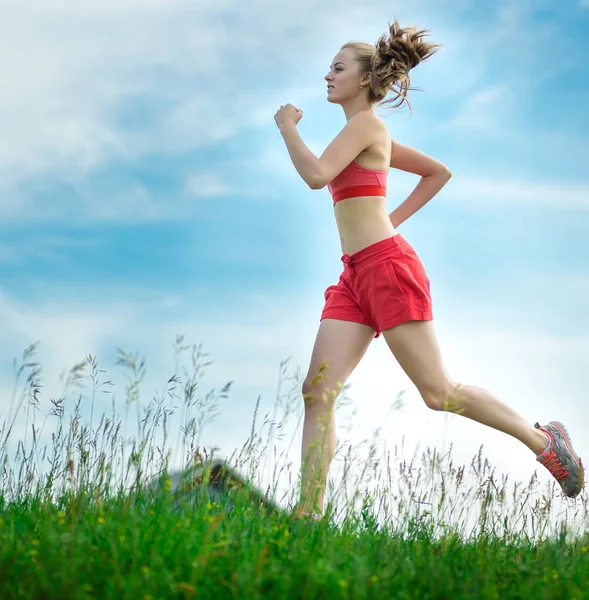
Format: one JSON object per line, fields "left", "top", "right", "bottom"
{"left": 324, "top": 47, "right": 364, "bottom": 104}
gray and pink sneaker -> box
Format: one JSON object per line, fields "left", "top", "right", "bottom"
{"left": 535, "top": 421, "right": 585, "bottom": 498}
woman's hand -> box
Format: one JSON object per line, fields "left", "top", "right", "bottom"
{"left": 274, "top": 104, "right": 303, "bottom": 130}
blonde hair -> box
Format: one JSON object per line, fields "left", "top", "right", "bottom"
{"left": 342, "top": 18, "right": 441, "bottom": 113}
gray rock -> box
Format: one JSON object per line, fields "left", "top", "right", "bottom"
{"left": 146, "top": 458, "right": 283, "bottom": 516}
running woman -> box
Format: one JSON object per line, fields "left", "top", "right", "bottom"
{"left": 274, "top": 19, "right": 584, "bottom": 521}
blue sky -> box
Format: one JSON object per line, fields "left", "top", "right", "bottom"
{"left": 1, "top": 0, "right": 588, "bottom": 520}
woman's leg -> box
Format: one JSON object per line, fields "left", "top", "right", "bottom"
{"left": 380, "top": 320, "right": 549, "bottom": 454}
{"left": 299, "top": 318, "right": 376, "bottom": 515}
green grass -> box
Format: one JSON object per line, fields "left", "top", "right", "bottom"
{"left": 1, "top": 337, "right": 587, "bottom": 599}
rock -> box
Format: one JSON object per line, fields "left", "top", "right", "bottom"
{"left": 146, "top": 458, "right": 283, "bottom": 516}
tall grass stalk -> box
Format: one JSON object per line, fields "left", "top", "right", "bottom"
{"left": 1, "top": 335, "right": 586, "bottom": 543}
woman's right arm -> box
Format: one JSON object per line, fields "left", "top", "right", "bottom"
{"left": 388, "top": 140, "right": 452, "bottom": 228}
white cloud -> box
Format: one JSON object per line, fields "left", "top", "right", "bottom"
{"left": 185, "top": 173, "right": 275, "bottom": 199}
{"left": 447, "top": 177, "right": 589, "bottom": 210}
{"left": 0, "top": 0, "right": 395, "bottom": 190}
{"left": 0, "top": 0, "right": 582, "bottom": 230}
{"left": 0, "top": 0, "right": 539, "bottom": 196}
{"left": 440, "top": 85, "right": 512, "bottom": 131}
{"left": 187, "top": 175, "right": 234, "bottom": 198}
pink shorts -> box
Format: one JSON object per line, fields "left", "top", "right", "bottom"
{"left": 320, "top": 234, "right": 433, "bottom": 338}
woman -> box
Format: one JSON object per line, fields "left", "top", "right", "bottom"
{"left": 274, "top": 19, "right": 584, "bottom": 520}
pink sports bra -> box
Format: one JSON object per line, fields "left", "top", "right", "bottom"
{"left": 327, "top": 160, "right": 388, "bottom": 206}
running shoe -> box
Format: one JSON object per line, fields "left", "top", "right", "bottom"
{"left": 535, "top": 421, "right": 585, "bottom": 498}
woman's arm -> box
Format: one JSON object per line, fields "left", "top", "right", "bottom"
{"left": 278, "top": 111, "right": 377, "bottom": 189}
{"left": 388, "top": 140, "right": 452, "bottom": 228}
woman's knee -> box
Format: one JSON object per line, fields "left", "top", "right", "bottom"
{"left": 419, "top": 380, "right": 458, "bottom": 411}
{"left": 302, "top": 379, "right": 343, "bottom": 408}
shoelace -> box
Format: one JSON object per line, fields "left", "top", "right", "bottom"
{"left": 542, "top": 450, "right": 569, "bottom": 481}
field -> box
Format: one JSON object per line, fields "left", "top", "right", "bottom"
{"left": 1, "top": 338, "right": 587, "bottom": 599}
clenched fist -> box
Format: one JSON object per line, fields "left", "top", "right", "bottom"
{"left": 274, "top": 104, "right": 303, "bottom": 130}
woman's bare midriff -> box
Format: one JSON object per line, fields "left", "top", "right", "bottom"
{"left": 335, "top": 195, "right": 399, "bottom": 256}
{"left": 335, "top": 122, "right": 397, "bottom": 256}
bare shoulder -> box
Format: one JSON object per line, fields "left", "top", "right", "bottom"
{"left": 370, "top": 113, "right": 392, "bottom": 148}
{"left": 369, "top": 112, "right": 388, "bottom": 129}
{"left": 360, "top": 111, "right": 388, "bottom": 136}
{"left": 353, "top": 112, "right": 391, "bottom": 170}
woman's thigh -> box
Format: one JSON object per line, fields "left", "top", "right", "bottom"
{"left": 303, "top": 318, "right": 376, "bottom": 403}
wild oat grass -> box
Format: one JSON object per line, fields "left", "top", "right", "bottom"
{"left": 0, "top": 336, "right": 587, "bottom": 599}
